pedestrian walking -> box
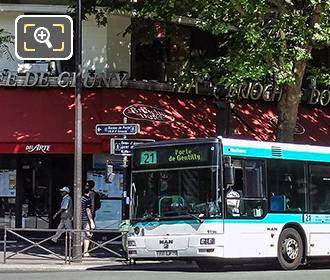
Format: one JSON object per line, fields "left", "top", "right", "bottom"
{"left": 51, "top": 186, "right": 72, "bottom": 243}
{"left": 85, "top": 180, "right": 101, "bottom": 219}
{"left": 81, "top": 186, "right": 95, "bottom": 257}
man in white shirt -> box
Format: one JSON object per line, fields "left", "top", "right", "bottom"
{"left": 51, "top": 186, "right": 72, "bottom": 243}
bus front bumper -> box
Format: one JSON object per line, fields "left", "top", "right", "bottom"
{"left": 127, "top": 246, "right": 224, "bottom": 259}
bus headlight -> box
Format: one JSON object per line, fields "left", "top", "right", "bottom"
{"left": 128, "top": 240, "right": 136, "bottom": 247}
{"left": 200, "top": 238, "right": 215, "bottom": 245}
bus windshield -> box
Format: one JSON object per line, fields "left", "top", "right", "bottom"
{"left": 131, "top": 167, "right": 220, "bottom": 222}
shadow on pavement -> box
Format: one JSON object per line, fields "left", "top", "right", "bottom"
{"left": 86, "top": 261, "right": 330, "bottom": 273}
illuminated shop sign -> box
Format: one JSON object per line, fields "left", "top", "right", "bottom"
{"left": 135, "top": 143, "right": 216, "bottom": 169}
{"left": 25, "top": 144, "right": 51, "bottom": 153}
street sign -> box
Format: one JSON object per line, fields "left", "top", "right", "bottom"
{"left": 96, "top": 124, "right": 140, "bottom": 135}
{"left": 110, "top": 138, "right": 155, "bottom": 156}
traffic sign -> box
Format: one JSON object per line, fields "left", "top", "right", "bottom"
{"left": 110, "top": 138, "right": 155, "bottom": 156}
{"left": 96, "top": 124, "right": 140, "bottom": 135}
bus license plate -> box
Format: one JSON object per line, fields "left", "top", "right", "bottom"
{"left": 156, "top": 250, "right": 178, "bottom": 257}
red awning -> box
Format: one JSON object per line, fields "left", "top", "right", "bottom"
{"left": 231, "top": 100, "right": 330, "bottom": 146}
{"left": 0, "top": 87, "right": 217, "bottom": 154}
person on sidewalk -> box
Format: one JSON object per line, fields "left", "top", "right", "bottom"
{"left": 81, "top": 186, "right": 95, "bottom": 257}
{"left": 51, "top": 186, "right": 72, "bottom": 243}
{"left": 85, "top": 179, "right": 101, "bottom": 219}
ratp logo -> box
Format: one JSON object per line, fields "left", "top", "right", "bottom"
{"left": 15, "top": 15, "right": 73, "bottom": 60}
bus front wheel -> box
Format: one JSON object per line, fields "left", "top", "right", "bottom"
{"left": 277, "top": 228, "right": 303, "bottom": 270}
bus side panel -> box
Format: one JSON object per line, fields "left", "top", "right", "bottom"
{"left": 303, "top": 214, "right": 330, "bottom": 256}
{"left": 223, "top": 214, "right": 304, "bottom": 258}
{"left": 224, "top": 222, "right": 274, "bottom": 258}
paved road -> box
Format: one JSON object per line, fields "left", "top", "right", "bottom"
{"left": 2, "top": 265, "right": 330, "bottom": 280}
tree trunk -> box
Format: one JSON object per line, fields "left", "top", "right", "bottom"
{"left": 275, "top": 61, "right": 306, "bottom": 143}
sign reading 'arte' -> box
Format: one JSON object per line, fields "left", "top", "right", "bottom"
{"left": 25, "top": 144, "right": 51, "bottom": 153}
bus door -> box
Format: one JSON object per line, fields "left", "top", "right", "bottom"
{"left": 305, "top": 163, "right": 330, "bottom": 256}
{"left": 224, "top": 159, "right": 268, "bottom": 257}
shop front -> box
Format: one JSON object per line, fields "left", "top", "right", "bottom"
{"left": 0, "top": 86, "right": 217, "bottom": 231}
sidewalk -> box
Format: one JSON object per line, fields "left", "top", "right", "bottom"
{"left": 0, "top": 231, "right": 132, "bottom": 272}
{"left": 0, "top": 250, "right": 196, "bottom": 272}
{"left": 0, "top": 255, "right": 129, "bottom": 272}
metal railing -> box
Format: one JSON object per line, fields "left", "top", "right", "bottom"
{"left": 68, "top": 229, "right": 126, "bottom": 263}
{"left": 2, "top": 227, "right": 128, "bottom": 264}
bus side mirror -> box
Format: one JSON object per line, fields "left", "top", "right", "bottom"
{"left": 224, "top": 164, "right": 235, "bottom": 187}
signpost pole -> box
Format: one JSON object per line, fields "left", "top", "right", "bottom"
{"left": 122, "top": 117, "right": 128, "bottom": 220}
{"left": 73, "top": 0, "right": 82, "bottom": 262}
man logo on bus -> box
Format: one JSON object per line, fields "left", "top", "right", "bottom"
{"left": 159, "top": 239, "right": 173, "bottom": 245}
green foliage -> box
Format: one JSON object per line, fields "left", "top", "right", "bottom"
{"left": 307, "top": 65, "right": 330, "bottom": 86}
{"left": 75, "top": 0, "right": 330, "bottom": 88}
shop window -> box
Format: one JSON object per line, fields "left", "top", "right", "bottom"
{"left": 303, "top": 47, "right": 330, "bottom": 90}
{"left": 309, "top": 164, "right": 330, "bottom": 213}
{"left": 190, "top": 27, "right": 221, "bottom": 61}
{"left": 267, "top": 159, "right": 306, "bottom": 213}
{"left": 131, "top": 20, "right": 220, "bottom": 82}
{"left": 133, "top": 40, "right": 168, "bottom": 81}
{"left": 311, "top": 47, "right": 330, "bottom": 69}
{"left": 0, "top": 170, "right": 17, "bottom": 228}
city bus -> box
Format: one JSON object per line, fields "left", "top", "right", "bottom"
{"left": 127, "top": 137, "right": 330, "bottom": 270}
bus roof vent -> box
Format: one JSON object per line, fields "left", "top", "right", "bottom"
{"left": 271, "top": 146, "right": 282, "bottom": 157}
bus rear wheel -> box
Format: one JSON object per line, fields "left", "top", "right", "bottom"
{"left": 277, "top": 228, "right": 303, "bottom": 270}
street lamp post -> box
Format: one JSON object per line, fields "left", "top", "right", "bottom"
{"left": 73, "top": 0, "right": 83, "bottom": 262}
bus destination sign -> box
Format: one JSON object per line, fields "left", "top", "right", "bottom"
{"left": 135, "top": 143, "right": 215, "bottom": 169}
{"left": 168, "top": 147, "right": 202, "bottom": 163}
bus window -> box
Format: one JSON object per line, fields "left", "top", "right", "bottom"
{"left": 245, "top": 160, "right": 264, "bottom": 198}
{"left": 310, "top": 164, "right": 330, "bottom": 213}
{"left": 225, "top": 159, "right": 265, "bottom": 218}
{"left": 132, "top": 167, "right": 219, "bottom": 221}
{"left": 267, "top": 160, "right": 306, "bottom": 213}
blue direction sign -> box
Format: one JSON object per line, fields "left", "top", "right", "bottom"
{"left": 111, "top": 138, "right": 155, "bottom": 156}
{"left": 96, "top": 124, "right": 140, "bottom": 135}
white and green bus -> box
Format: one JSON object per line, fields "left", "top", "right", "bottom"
{"left": 128, "top": 137, "right": 330, "bottom": 270}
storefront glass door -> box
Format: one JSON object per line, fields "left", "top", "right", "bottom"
{"left": 0, "top": 170, "right": 17, "bottom": 228}
{"left": 19, "top": 158, "right": 51, "bottom": 229}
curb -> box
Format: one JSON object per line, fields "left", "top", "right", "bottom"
{"left": 0, "top": 262, "right": 124, "bottom": 272}
{"left": 0, "top": 261, "right": 196, "bottom": 273}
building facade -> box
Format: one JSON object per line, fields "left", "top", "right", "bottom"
{"left": 0, "top": 1, "right": 329, "bottom": 233}
{"left": 0, "top": 2, "right": 218, "bottom": 232}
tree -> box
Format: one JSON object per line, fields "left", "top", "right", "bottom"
{"left": 76, "top": 0, "right": 330, "bottom": 142}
